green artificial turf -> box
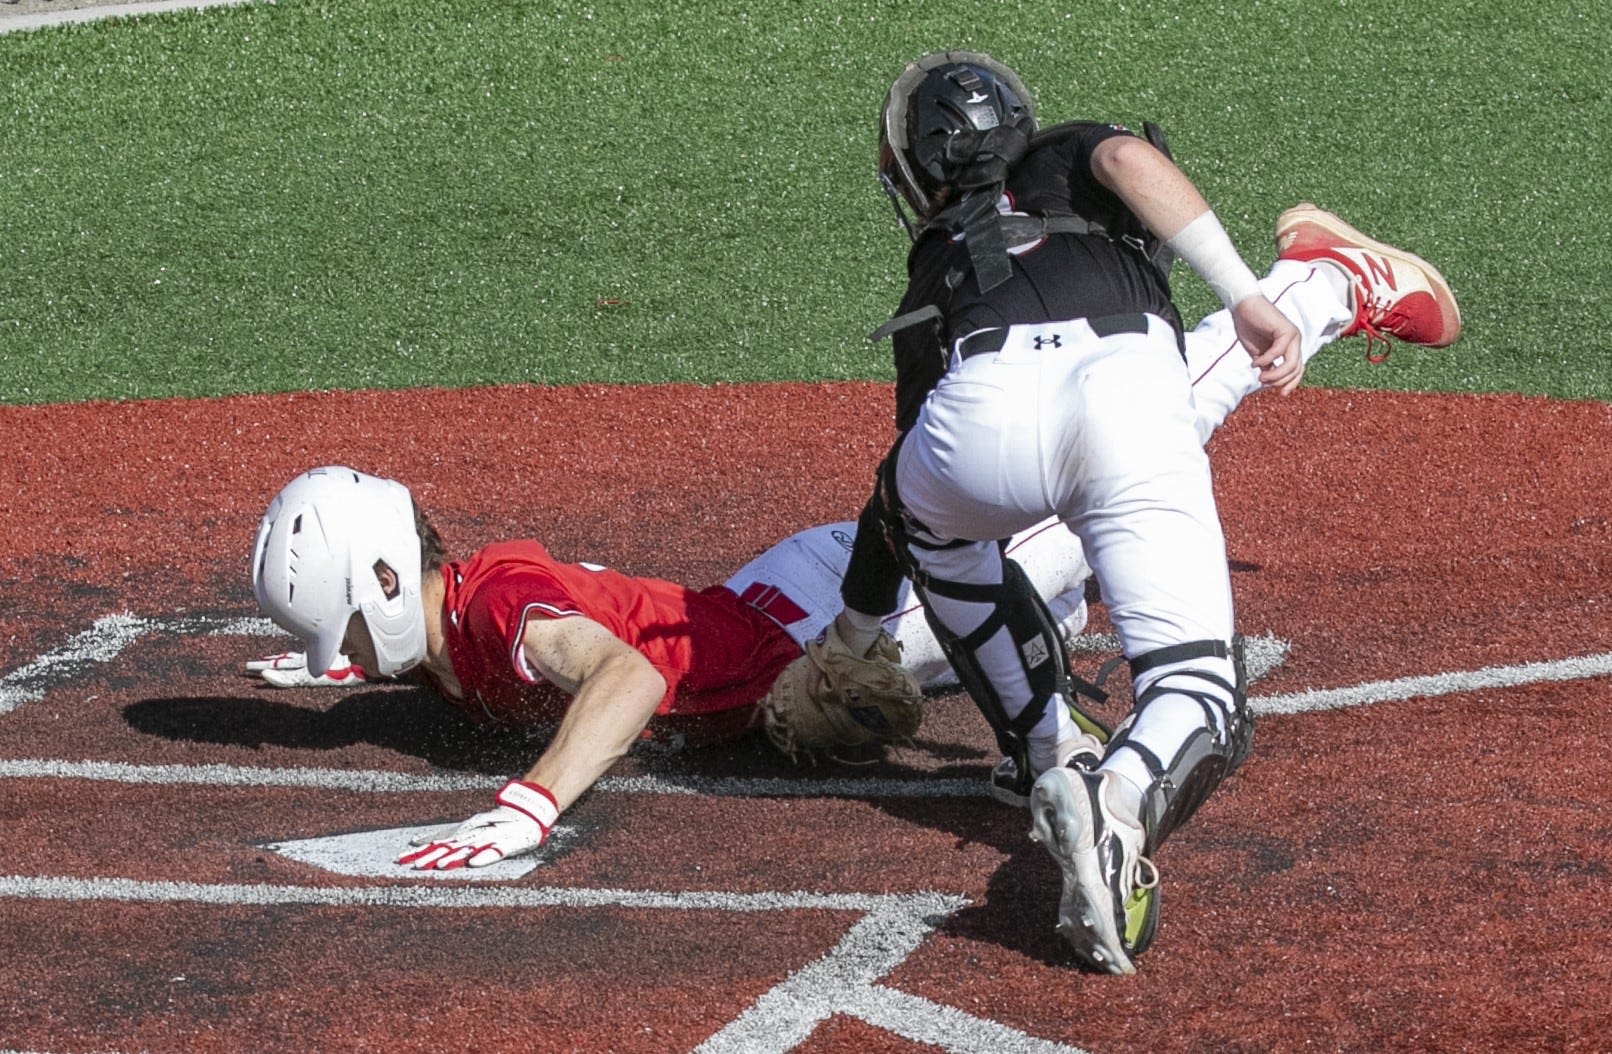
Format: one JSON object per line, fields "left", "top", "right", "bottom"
{"left": 1, "top": 0, "right": 1607, "bottom": 404}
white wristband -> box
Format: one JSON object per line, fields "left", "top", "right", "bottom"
{"left": 1165, "top": 211, "right": 1262, "bottom": 308}
{"left": 496, "top": 780, "right": 559, "bottom": 831}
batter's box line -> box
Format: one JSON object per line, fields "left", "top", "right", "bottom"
{"left": 0, "top": 613, "right": 273, "bottom": 716}
{"left": 0, "top": 874, "right": 1087, "bottom": 1054}
{"left": 0, "top": 614, "right": 1288, "bottom": 710}
{"left": 0, "top": 757, "right": 990, "bottom": 800}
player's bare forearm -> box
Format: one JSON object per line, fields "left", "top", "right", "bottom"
{"left": 1089, "top": 135, "right": 1213, "bottom": 242}
{"left": 524, "top": 659, "right": 664, "bottom": 810}
{"left": 518, "top": 617, "right": 667, "bottom": 812}
{"left": 1093, "top": 136, "right": 1303, "bottom": 391}
{"left": 395, "top": 621, "right": 662, "bottom": 873}
{"left": 1092, "top": 135, "right": 1272, "bottom": 316}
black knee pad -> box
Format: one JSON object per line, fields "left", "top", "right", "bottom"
{"left": 897, "top": 548, "right": 1108, "bottom": 760}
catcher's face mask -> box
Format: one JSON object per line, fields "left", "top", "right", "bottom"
{"left": 877, "top": 50, "right": 1037, "bottom": 238}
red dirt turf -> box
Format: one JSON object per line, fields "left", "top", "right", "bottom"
{"left": 0, "top": 381, "right": 1609, "bottom": 1053}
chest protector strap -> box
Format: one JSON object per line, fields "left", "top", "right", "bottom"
{"left": 870, "top": 120, "right": 1178, "bottom": 342}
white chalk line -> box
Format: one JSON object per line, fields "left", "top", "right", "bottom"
{"left": 0, "top": 613, "right": 282, "bottom": 715}
{"left": 1250, "top": 651, "right": 1612, "bottom": 715}
{"left": 0, "top": 756, "right": 986, "bottom": 799}
{"left": 0, "top": 613, "right": 170, "bottom": 715}
{"left": 0, "top": 874, "right": 1082, "bottom": 1054}
{"left": 848, "top": 985, "right": 1089, "bottom": 1054}
{"left": 0, "top": 872, "right": 931, "bottom": 914}
{"left": 4, "top": 614, "right": 1612, "bottom": 807}
{"left": 7, "top": 611, "right": 1611, "bottom": 736}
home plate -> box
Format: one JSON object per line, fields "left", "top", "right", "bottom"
{"left": 263, "top": 824, "right": 578, "bottom": 881}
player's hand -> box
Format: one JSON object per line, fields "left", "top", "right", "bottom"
{"left": 1231, "top": 295, "right": 1305, "bottom": 395}
{"left": 244, "top": 651, "right": 368, "bottom": 688}
{"left": 397, "top": 780, "right": 558, "bottom": 870}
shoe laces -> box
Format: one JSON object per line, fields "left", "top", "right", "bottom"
{"left": 1351, "top": 281, "right": 1415, "bottom": 364}
{"left": 1110, "top": 817, "right": 1158, "bottom": 892}
{"left": 1357, "top": 319, "right": 1393, "bottom": 363}
{"left": 1135, "top": 854, "right": 1160, "bottom": 891}
{"left": 1103, "top": 797, "right": 1158, "bottom": 892}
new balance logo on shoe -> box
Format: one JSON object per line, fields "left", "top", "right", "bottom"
{"left": 1273, "top": 203, "right": 1461, "bottom": 354}
{"left": 1362, "top": 254, "right": 1398, "bottom": 291}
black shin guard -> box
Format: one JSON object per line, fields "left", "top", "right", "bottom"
{"left": 873, "top": 454, "right": 1109, "bottom": 765}
{"left": 1106, "top": 638, "right": 1252, "bottom": 853}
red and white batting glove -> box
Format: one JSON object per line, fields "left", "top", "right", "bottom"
{"left": 245, "top": 651, "right": 368, "bottom": 689}
{"left": 396, "top": 780, "right": 558, "bottom": 870}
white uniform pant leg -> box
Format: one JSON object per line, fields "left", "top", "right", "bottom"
{"left": 725, "top": 519, "right": 1090, "bottom": 691}
{"left": 1185, "top": 259, "right": 1355, "bottom": 444}
{"left": 1003, "top": 521, "right": 1091, "bottom": 646}
{"left": 896, "top": 318, "right": 1234, "bottom": 771}
{"left": 1044, "top": 332, "right": 1240, "bottom": 791}
{"left": 722, "top": 524, "right": 858, "bottom": 649}
{"left": 891, "top": 328, "right": 1109, "bottom": 758}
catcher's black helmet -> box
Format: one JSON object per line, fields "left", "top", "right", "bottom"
{"left": 878, "top": 51, "right": 1037, "bottom": 236}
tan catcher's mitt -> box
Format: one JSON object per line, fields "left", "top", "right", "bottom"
{"left": 759, "top": 622, "right": 923, "bottom": 762}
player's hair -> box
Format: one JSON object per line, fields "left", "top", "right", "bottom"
{"left": 415, "top": 505, "right": 449, "bottom": 572}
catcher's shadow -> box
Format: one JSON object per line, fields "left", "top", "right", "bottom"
{"left": 867, "top": 788, "right": 1086, "bottom": 968}
{"left": 122, "top": 685, "right": 548, "bottom": 775}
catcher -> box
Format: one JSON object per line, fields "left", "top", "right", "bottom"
{"left": 248, "top": 467, "right": 1091, "bottom": 871}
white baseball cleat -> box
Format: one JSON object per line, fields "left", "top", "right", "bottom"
{"left": 1275, "top": 203, "right": 1462, "bottom": 357}
{"left": 1029, "top": 766, "right": 1159, "bottom": 975}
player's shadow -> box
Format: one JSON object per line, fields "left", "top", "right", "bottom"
{"left": 867, "top": 790, "right": 1084, "bottom": 968}
{"left": 121, "top": 686, "right": 549, "bottom": 775}
{"left": 641, "top": 696, "right": 1085, "bottom": 966}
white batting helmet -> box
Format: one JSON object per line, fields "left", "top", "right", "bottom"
{"left": 251, "top": 465, "right": 427, "bottom": 678}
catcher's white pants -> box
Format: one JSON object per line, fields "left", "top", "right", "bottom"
{"left": 727, "top": 261, "right": 1348, "bottom": 772}
{"left": 894, "top": 262, "right": 1350, "bottom": 777}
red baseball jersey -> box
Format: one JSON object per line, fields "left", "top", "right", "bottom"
{"left": 428, "top": 540, "right": 803, "bottom": 743}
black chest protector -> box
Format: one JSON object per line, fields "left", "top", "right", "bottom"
{"left": 872, "top": 121, "right": 1182, "bottom": 432}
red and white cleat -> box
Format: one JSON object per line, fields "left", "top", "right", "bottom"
{"left": 1275, "top": 203, "right": 1462, "bottom": 360}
